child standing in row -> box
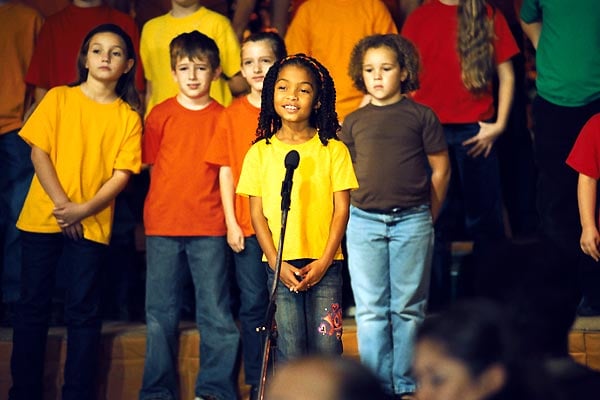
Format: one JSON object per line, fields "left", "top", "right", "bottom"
{"left": 339, "top": 34, "right": 450, "bottom": 398}
{"left": 140, "top": 0, "right": 247, "bottom": 114}
{"left": 567, "top": 114, "right": 600, "bottom": 314}
{"left": 402, "top": 0, "right": 519, "bottom": 309}
{"left": 10, "top": 24, "right": 142, "bottom": 400}
{"left": 205, "top": 32, "right": 287, "bottom": 399}
{"left": 237, "top": 54, "right": 358, "bottom": 362}
{"left": 140, "top": 31, "right": 239, "bottom": 400}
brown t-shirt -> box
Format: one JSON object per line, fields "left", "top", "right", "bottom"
{"left": 340, "top": 98, "right": 446, "bottom": 211}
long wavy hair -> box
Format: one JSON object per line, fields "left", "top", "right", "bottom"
{"left": 457, "top": 0, "right": 495, "bottom": 94}
{"left": 73, "top": 23, "right": 140, "bottom": 111}
{"left": 256, "top": 53, "right": 340, "bottom": 145}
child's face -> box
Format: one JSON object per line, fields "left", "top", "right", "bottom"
{"left": 85, "top": 32, "right": 133, "bottom": 84}
{"left": 172, "top": 56, "right": 221, "bottom": 102}
{"left": 241, "top": 40, "right": 277, "bottom": 94}
{"left": 362, "top": 46, "right": 407, "bottom": 106}
{"left": 414, "top": 339, "right": 503, "bottom": 400}
{"left": 273, "top": 65, "right": 317, "bottom": 125}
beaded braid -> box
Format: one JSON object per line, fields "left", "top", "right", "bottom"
{"left": 256, "top": 53, "right": 340, "bottom": 146}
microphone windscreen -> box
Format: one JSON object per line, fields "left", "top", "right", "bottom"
{"left": 284, "top": 150, "right": 300, "bottom": 170}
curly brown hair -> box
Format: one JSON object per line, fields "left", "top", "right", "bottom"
{"left": 457, "top": 0, "right": 496, "bottom": 94}
{"left": 348, "top": 34, "right": 420, "bottom": 95}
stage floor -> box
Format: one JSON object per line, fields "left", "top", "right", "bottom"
{"left": 1, "top": 317, "right": 599, "bottom": 399}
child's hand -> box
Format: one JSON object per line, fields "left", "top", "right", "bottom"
{"left": 294, "top": 259, "right": 329, "bottom": 292}
{"left": 279, "top": 262, "right": 304, "bottom": 292}
{"left": 581, "top": 226, "right": 600, "bottom": 261}
{"left": 61, "top": 222, "right": 84, "bottom": 241}
{"left": 226, "top": 222, "right": 245, "bottom": 253}
{"left": 462, "top": 121, "right": 504, "bottom": 158}
{"left": 53, "top": 201, "right": 87, "bottom": 228}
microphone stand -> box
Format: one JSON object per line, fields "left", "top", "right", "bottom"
{"left": 256, "top": 187, "right": 293, "bottom": 400}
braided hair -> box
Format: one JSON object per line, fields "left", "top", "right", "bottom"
{"left": 256, "top": 53, "right": 340, "bottom": 145}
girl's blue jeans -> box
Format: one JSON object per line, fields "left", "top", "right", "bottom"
{"left": 266, "top": 259, "right": 343, "bottom": 364}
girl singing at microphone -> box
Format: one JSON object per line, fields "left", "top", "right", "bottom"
{"left": 237, "top": 54, "right": 358, "bottom": 363}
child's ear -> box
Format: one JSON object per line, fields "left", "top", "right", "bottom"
{"left": 124, "top": 59, "right": 134, "bottom": 74}
{"left": 400, "top": 67, "right": 409, "bottom": 82}
{"left": 476, "top": 364, "right": 506, "bottom": 399}
{"left": 212, "top": 66, "right": 223, "bottom": 81}
{"left": 314, "top": 100, "right": 321, "bottom": 109}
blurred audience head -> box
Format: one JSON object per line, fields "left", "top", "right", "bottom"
{"left": 414, "top": 299, "right": 514, "bottom": 400}
{"left": 266, "top": 355, "right": 389, "bottom": 400}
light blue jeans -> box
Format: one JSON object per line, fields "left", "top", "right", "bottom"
{"left": 140, "top": 236, "right": 240, "bottom": 400}
{"left": 347, "top": 205, "right": 433, "bottom": 395}
{"left": 266, "top": 260, "right": 343, "bottom": 364}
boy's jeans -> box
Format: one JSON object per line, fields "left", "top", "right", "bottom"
{"left": 140, "top": 236, "right": 240, "bottom": 400}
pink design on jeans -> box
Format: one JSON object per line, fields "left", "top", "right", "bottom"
{"left": 318, "top": 303, "right": 343, "bottom": 339}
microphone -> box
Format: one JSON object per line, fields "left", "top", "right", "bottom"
{"left": 281, "top": 150, "right": 300, "bottom": 211}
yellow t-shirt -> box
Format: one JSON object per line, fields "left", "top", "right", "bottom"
{"left": 140, "top": 6, "right": 241, "bottom": 114}
{"left": 17, "top": 86, "right": 142, "bottom": 244}
{"left": 237, "top": 135, "right": 358, "bottom": 261}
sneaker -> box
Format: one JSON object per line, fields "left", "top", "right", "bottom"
{"left": 194, "top": 396, "right": 218, "bottom": 400}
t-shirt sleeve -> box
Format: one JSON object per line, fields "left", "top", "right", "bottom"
{"left": 373, "top": 0, "right": 398, "bottom": 34}
{"left": 25, "top": 21, "right": 53, "bottom": 88}
{"left": 19, "top": 87, "right": 58, "bottom": 151}
{"left": 400, "top": 8, "right": 420, "bottom": 41}
{"left": 205, "top": 111, "right": 231, "bottom": 166}
{"left": 567, "top": 114, "right": 600, "bottom": 179}
{"left": 114, "top": 112, "right": 142, "bottom": 173}
{"left": 519, "top": 0, "right": 541, "bottom": 24}
{"left": 236, "top": 143, "right": 261, "bottom": 197}
{"left": 139, "top": 21, "right": 153, "bottom": 82}
{"left": 338, "top": 117, "right": 356, "bottom": 162}
{"left": 214, "top": 18, "right": 241, "bottom": 79}
{"left": 331, "top": 140, "right": 359, "bottom": 192}
{"left": 142, "top": 106, "right": 164, "bottom": 165}
{"left": 284, "top": 3, "right": 311, "bottom": 55}
{"left": 421, "top": 107, "right": 447, "bottom": 154}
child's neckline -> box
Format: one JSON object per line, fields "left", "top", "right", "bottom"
{"left": 78, "top": 83, "right": 119, "bottom": 105}
{"left": 274, "top": 128, "right": 317, "bottom": 145}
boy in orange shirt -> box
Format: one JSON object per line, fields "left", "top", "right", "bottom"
{"left": 140, "top": 31, "right": 239, "bottom": 400}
